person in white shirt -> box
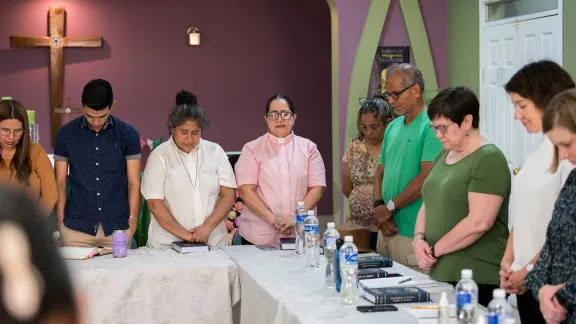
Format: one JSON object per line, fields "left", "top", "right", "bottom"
{"left": 141, "top": 91, "right": 237, "bottom": 248}
{"left": 499, "top": 60, "right": 575, "bottom": 324}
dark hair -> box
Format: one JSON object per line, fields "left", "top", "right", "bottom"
{"left": 356, "top": 96, "right": 392, "bottom": 140}
{"left": 176, "top": 90, "right": 198, "bottom": 105}
{"left": 505, "top": 60, "right": 575, "bottom": 112}
{"left": 0, "top": 100, "right": 32, "bottom": 187}
{"left": 0, "top": 186, "right": 78, "bottom": 323}
{"left": 168, "top": 104, "right": 210, "bottom": 131}
{"left": 265, "top": 94, "right": 295, "bottom": 114}
{"left": 81, "top": 79, "right": 114, "bottom": 111}
{"left": 428, "top": 86, "right": 480, "bottom": 129}
{"left": 543, "top": 88, "right": 576, "bottom": 171}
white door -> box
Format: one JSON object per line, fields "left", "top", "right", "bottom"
{"left": 481, "top": 14, "right": 562, "bottom": 171}
{"left": 511, "top": 15, "right": 562, "bottom": 166}
{"left": 481, "top": 22, "right": 518, "bottom": 170}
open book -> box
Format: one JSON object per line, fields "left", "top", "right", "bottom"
{"left": 359, "top": 276, "right": 438, "bottom": 290}
{"left": 59, "top": 247, "right": 112, "bottom": 260}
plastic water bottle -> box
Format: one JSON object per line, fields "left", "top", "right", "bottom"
{"left": 303, "top": 210, "right": 320, "bottom": 268}
{"left": 323, "top": 222, "right": 340, "bottom": 288}
{"left": 455, "top": 269, "right": 478, "bottom": 324}
{"left": 486, "top": 289, "right": 512, "bottom": 324}
{"left": 334, "top": 239, "right": 344, "bottom": 292}
{"left": 294, "top": 202, "right": 307, "bottom": 255}
{"left": 339, "top": 235, "right": 358, "bottom": 305}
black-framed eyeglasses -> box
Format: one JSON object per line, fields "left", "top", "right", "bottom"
{"left": 382, "top": 84, "right": 415, "bottom": 102}
{"left": 266, "top": 110, "right": 293, "bottom": 121}
{"left": 429, "top": 122, "right": 453, "bottom": 134}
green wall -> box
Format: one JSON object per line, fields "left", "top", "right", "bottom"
{"left": 447, "top": 0, "right": 576, "bottom": 90}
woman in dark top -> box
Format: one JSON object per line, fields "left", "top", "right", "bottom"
{"left": 525, "top": 88, "right": 576, "bottom": 324}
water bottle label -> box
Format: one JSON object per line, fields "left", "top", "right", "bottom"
{"left": 487, "top": 314, "right": 498, "bottom": 324}
{"left": 295, "top": 214, "right": 307, "bottom": 224}
{"left": 304, "top": 224, "right": 319, "bottom": 234}
{"left": 344, "top": 252, "right": 358, "bottom": 264}
{"left": 324, "top": 238, "right": 336, "bottom": 249}
{"left": 456, "top": 293, "right": 471, "bottom": 307}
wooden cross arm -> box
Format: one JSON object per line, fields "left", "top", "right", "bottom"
{"left": 65, "top": 37, "right": 103, "bottom": 47}
{"left": 10, "top": 36, "right": 50, "bottom": 47}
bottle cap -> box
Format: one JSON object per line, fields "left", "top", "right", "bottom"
{"left": 344, "top": 235, "right": 353, "bottom": 243}
{"left": 439, "top": 292, "right": 448, "bottom": 307}
{"left": 461, "top": 269, "right": 473, "bottom": 279}
{"left": 335, "top": 239, "right": 344, "bottom": 250}
{"left": 307, "top": 210, "right": 314, "bottom": 216}
{"left": 297, "top": 201, "right": 304, "bottom": 207}
{"left": 327, "top": 222, "right": 335, "bottom": 228}
{"left": 493, "top": 288, "right": 506, "bottom": 298}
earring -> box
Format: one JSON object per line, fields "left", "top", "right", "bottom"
{"left": 465, "top": 131, "right": 469, "bottom": 137}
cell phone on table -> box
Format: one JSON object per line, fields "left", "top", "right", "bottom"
{"left": 356, "top": 305, "right": 398, "bottom": 313}
{"left": 256, "top": 244, "right": 278, "bottom": 251}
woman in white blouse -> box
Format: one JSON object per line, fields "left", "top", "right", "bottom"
{"left": 499, "top": 61, "right": 575, "bottom": 323}
{"left": 141, "top": 91, "right": 237, "bottom": 248}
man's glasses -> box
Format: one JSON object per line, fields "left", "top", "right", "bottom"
{"left": 382, "top": 84, "right": 415, "bottom": 102}
{"left": 266, "top": 110, "right": 293, "bottom": 121}
{"left": 429, "top": 123, "right": 453, "bottom": 134}
{"left": 0, "top": 128, "right": 24, "bottom": 137}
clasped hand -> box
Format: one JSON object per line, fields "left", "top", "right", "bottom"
{"left": 273, "top": 217, "right": 294, "bottom": 235}
{"left": 413, "top": 240, "right": 437, "bottom": 270}
{"left": 499, "top": 263, "right": 527, "bottom": 295}
{"left": 187, "top": 223, "right": 214, "bottom": 244}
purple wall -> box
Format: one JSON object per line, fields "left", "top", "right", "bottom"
{"left": 368, "top": 0, "right": 448, "bottom": 95}
{"left": 0, "top": 0, "right": 333, "bottom": 213}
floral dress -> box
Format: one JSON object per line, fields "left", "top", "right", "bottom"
{"left": 343, "top": 138, "right": 379, "bottom": 231}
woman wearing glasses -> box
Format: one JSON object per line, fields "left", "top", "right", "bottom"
{"left": 0, "top": 99, "right": 57, "bottom": 216}
{"left": 413, "top": 87, "right": 511, "bottom": 306}
{"left": 342, "top": 96, "right": 392, "bottom": 250}
{"left": 141, "top": 92, "right": 237, "bottom": 248}
{"left": 235, "top": 94, "right": 326, "bottom": 245}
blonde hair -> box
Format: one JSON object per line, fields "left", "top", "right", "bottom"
{"left": 542, "top": 88, "right": 576, "bottom": 171}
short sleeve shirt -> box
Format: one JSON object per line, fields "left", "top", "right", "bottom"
{"left": 378, "top": 109, "right": 442, "bottom": 238}
{"left": 53, "top": 115, "right": 141, "bottom": 236}
{"left": 422, "top": 145, "right": 511, "bottom": 285}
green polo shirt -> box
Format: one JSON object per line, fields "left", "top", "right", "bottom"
{"left": 379, "top": 109, "right": 442, "bottom": 238}
{"left": 422, "top": 145, "right": 510, "bottom": 285}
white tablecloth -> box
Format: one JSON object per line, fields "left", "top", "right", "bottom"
{"left": 222, "top": 246, "right": 455, "bottom": 324}
{"left": 66, "top": 248, "right": 240, "bottom": 324}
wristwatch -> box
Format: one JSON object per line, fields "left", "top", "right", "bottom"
{"left": 431, "top": 245, "right": 438, "bottom": 259}
{"left": 387, "top": 200, "right": 396, "bottom": 212}
{"left": 526, "top": 264, "right": 534, "bottom": 272}
{"left": 374, "top": 199, "right": 385, "bottom": 208}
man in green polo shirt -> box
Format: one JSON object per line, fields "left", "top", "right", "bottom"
{"left": 373, "top": 64, "right": 442, "bottom": 271}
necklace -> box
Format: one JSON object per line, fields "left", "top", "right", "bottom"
{"left": 174, "top": 141, "right": 199, "bottom": 189}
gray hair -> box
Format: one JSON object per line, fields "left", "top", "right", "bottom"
{"left": 386, "top": 63, "right": 425, "bottom": 93}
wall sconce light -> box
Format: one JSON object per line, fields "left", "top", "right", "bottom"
{"left": 187, "top": 27, "right": 200, "bottom": 46}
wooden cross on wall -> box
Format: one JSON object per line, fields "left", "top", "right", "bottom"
{"left": 10, "top": 7, "right": 103, "bottom": 145}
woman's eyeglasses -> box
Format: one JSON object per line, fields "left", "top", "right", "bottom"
{"left": 0, "top": 128, "right": 24, "bottom": 137}
{"left": 429, "top": 123, "right": 452, "bottom": 134}
{"left": 266, "top": 110, "right": 293, "bottom": 121}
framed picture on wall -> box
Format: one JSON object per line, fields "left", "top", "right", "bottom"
{"left": 376, "top": 46, "right": 410, "bottom": 92}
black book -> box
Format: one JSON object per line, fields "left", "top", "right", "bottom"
{"left": 358, "top": 255, "right": 393, "bottom": 269}
{"left": 363, "top": 287, "right": 430, "bottom": 304}
{"left": 172, "top": 241, "right": 210, "bottom": 253}
{"left": 280, "top": 238, "right": 296, "bottom": 250}
{"left": 357, "top": 268, "right": 389, "bottom": 280}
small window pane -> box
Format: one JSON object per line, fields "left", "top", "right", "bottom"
{"left": 486, "top": 0, "right": 558, "bottom": 22}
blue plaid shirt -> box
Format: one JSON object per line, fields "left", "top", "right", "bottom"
{"left": 54, "top": 115, "right": 141, "bottom": 236}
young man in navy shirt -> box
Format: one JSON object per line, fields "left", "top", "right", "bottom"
{"left": 55, "top": 79, "right": 141, "bottom": 248}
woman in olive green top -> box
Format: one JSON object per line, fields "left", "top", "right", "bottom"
{"left": 412, "top": 87, "right": 510, "bottom": 307}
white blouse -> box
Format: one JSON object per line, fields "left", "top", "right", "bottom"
{"left": 510, "top": 135, "right": 574, "bottom": 271}
{"left": 141, "top": 137, "right": 237, "bottom": 248}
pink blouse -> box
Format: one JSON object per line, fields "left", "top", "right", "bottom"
{"left": 235, "top": 133, "right": 326, "bottom": 245}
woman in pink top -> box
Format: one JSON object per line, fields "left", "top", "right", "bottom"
{"left": 235, "top": 95, "right": 327, "bottom": 245}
